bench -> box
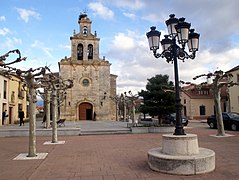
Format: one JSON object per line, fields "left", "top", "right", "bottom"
{"left": 50, "top": 119, "right": 66, "bottom": 127}
{"left": 57, "top": 119, "right": 66, "bottom": 127}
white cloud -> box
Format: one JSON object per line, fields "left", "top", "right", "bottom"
{"left": 88, "top": 2, "right": 114, "bottom": 20}
{"left": 59, "top": 44, "right": 71, "bottom": 50}
{"left": 142, "top": 13, "right": 162, "bottom": 23}
{"left": 111, "top": 32, "right": 136, "bottom": 52}
{"left": 31, "top": 40, "right": 53, "bottom": 58}
{"left": 2, "top": 37, "right": 22, "bottom": 49}
{"left": 0, "top": 16, "right": 6, "bottom": 21}
{"left": 114, "top": 0, "right": 145, "bottom": 10}
{"left": 16, "top": 8, "right": 40, "bottom": 23}
{"left": 123, "top": 12, "right": 136, "bottom": 20}
{"left": 140, "top": 0, "right": 239, "bottom": 53}
{"left": 107, "top": 28, "right": 239, "bottom": 94}
{"left": 0, "top": 27, "right": 10, "bottom": 36}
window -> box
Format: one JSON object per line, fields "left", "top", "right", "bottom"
{"left": 11, "top": 91, "right": 15, "bottom": 103}
{"left": 237, "top": 74, "right": 239, "bottom": 82}
{"left": 77, "top": 44, "right": 83, "bottom": 60}
{"left": 3, "top": 80, "right": 7, "bottom": 99}
{"left": 199, "top": 105, "right": 206, "bottom": 115}
{"left": 199, "top": 90, "right": 209, "bottom": 95}
{"left": 82, "top": 79, "right": 90, "bottom": 87}
{"left": 184, "top": 106, "right": 187, "bottom": 116}
{"left": 88, "top": 44, "right": 93, "bottom": 59}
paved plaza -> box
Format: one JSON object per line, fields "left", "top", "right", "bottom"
{"left": 0, "top": 120, "right": 239, "bottom": 180}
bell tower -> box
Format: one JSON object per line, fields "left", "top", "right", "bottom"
{"left": 59, "top": 13, "right": 117, "bottom": 121}
{"left": 70, "top": 13, "right": 100, "bottom": 61}
{"left": 79, "top": 13, "right": 91, "bottom": 36}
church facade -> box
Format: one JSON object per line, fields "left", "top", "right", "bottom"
{"left": 59, "top": 14, "right": 117, "bottom": 121}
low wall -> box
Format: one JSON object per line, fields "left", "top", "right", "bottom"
{"left": 0, "top": 128, "right": 81, "bottom": 137}
{"left": 131, "top": 126, "right": 174, "bottom": 134}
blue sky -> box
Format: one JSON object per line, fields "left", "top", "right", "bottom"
{"left": 1, "top": 0, "right": 239, "bottom": 94}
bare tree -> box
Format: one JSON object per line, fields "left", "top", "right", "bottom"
{"left": 110, "top": 95, "right": 120, "bottom": 121}
{"left": 16, "top": 67, "right": 47, "bottom": 156}
{"left": 119, "top": 93, "right": 127, "bottom": 121}
{"left": 193, "top": 70, "right": 238, "bottom": 136}
{"left": 1, "top": 49, "right": 49, "bottom": 157}
{"left": 39, "top": 71, "right": 73, "bottom": 143}
{"left": 37, "top": 89, "right": 51, "bottom": 128}
{"left": 0, "top": 49, "right": 26, "bottom": 66}
{"left": 125, "top": 91, "right": 139, "bottom": 125}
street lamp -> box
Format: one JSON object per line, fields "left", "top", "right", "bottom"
{"left": 146, "top": 14, "right": 200, "bottom": 135}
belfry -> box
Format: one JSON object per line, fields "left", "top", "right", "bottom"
{"left": 59, "top": 13, "right": 117, "bottom": 121}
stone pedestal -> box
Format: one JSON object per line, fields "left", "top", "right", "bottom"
{"left": 148, "top": 134, "right": 215, "bottom": 175}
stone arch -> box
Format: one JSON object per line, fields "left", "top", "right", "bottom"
{"left": 83, "top": 26, "right": 88, "bottom": 36}
{"left": 77, "top": 43, "right": 83, "bottom": 60}
{"left": 88, "top": 44, "right": 93, "bottom": 60}
{"left": 78, "top": 102, "right": 93, "bottom": 120}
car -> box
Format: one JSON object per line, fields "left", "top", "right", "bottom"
{"left": 207, "top": 112, "right": 239, "bottom": 131}
{"left": 164, "top": 113, "right": 189, "bottom": 126}
{"left": 138, "top": 114, "right": 152, "bottom": 122}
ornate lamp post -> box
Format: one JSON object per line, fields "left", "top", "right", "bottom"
{"left": 146, "top": 14, "right": 200, "bottom": 135}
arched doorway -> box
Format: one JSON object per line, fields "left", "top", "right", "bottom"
{"left": 79, "top": 102, "right": 93, "bottom": 120}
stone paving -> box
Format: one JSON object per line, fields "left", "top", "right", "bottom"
{"left": 0, "top": 121, "right": 239, "bottom": 179}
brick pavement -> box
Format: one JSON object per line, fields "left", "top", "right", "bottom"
{"left": 0, "top": 124, "right": 239, "bottom": 180}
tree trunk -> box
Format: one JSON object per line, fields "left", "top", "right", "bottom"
{"left": 123, "top": 100, "right": 126, "bottom": 122}
{"left": 158, "top": 114, "right": 162, "bottom": 125}
{"left": 45, "top": 90, "right": 51, "bottom": 128}
{"left": 28, "top": 77, "right": 37, "bottom": 157}
{"left": 132, "top": 102, "right": 135, "bottom": 124}
{"left": 116, "top": 102, "right": 118, "bottom": 121}
{"left": 213, "top": 86, "right": 225, "bottom": 136}
{"left": 51, "top": 89, "right": 58, "bottom": 143}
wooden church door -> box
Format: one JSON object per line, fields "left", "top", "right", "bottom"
{"left": 79, "top": 103, "right": 93, "bottom": 120}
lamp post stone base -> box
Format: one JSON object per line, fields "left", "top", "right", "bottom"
{"left": 148, "top": 134, "right": 215, "bottom": 175}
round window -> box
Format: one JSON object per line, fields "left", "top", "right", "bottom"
{"left": 82, "top": 79, "right": 90, "bottom": 86}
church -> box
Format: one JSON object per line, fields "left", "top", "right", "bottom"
{"left": 59, "top": 13, "right": 117, "bottom": 121}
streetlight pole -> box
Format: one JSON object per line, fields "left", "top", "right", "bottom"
{"left": 172, "top": 38, "right": 184, "bottom": 135}
{"left": 146, "top": 14, "right": 200, "bottom": 135}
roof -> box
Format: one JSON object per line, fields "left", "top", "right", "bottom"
{"left": 182, "top": 85, "right": 213, "bottom": 99}
{"left": 182, "top": 84, "right": 227, "bottom": 99}
{"left": 226, "top": 65, "right": 239, "bottom": 73}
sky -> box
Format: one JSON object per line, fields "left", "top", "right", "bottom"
{"left": 1, "top": 0, "right": 239, "bottom": 95}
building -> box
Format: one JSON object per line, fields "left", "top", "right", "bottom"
{"left": 181, "top": 65, "right": 239, "bottom": 120}
{"left": 59, "top": 13, "right": 117, "bottom": 121}
{"left": 0, "top": 74, "right": 28, "bottom": 125}
{"left": 181, "top": 85, "right": 215, "bottom": 120}
{"left": 227, "top": 65, "right": 239, "bottom": 112}
{"left": 0, "top": 74, "right": 9, "bottom": 125}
